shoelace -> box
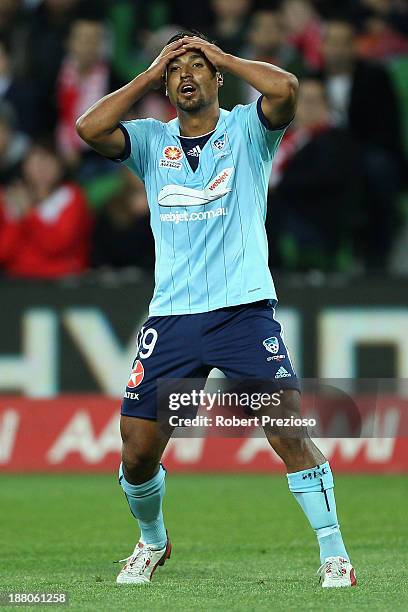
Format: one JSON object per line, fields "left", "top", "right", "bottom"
{"left": 317, "top": 558, "right": 344, "bottom": 579}
{"left": 114, "top": 546, "right": 158, "bottom": 575}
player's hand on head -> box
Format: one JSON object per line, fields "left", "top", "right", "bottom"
{"left": 147, "top": 39, "right": 187, "bottom": 89}
{"left": 180, "top": 36, "right": 229, "bottom": 72}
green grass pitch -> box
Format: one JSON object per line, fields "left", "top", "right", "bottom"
{"left": 1, "top": 473, "right": 407, "bottom": 611}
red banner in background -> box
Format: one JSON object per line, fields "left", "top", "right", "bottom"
{"left": 0, "top": 395, "right": 407, "bottom": 473}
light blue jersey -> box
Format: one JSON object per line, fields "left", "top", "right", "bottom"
{"left": 118, "top": 97, "right": 287, "bottom": 316}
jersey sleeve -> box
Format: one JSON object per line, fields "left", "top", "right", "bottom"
{"left": 233, "top": 96, "right": 291, "bottom": 162}
{"left": 113, "top": 118, "right": 156, "bottom": 180}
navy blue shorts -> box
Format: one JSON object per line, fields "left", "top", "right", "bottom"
{"left": 121, "top": 300, "right": 300, "bottom": 420}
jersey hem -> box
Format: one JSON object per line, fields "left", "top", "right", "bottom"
{"left": 148, "top": 293, "right": 278, "bottom": 317}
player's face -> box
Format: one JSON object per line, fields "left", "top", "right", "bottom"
{"left": 166, "top": 51, "right": 219, "bottom": 113}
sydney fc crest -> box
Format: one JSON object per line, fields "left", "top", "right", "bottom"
{"left": 212, "top": 133, "right": 226, "bottom": 151}
{"left": 263, "top": 336, "right": 279, "bottom": 354}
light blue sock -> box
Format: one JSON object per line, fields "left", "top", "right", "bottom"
{"left": 287, "top": 461, "right": 349, "bottom": 563}
{"left": 119, "top": 463, "right": 167, "bottom": 549}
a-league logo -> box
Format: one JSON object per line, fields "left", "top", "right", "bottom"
{"left": 263, "top": 336, "right": 279, "bottom": 355}
{"left": 163, "top": 145, "right": 183, "bottom": 161}
{"left": 127, "top": 360, "right": 145, "bottom": 388}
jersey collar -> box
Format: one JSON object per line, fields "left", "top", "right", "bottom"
{"left": 167, "top": 108, "right": 229, "bottom": 137}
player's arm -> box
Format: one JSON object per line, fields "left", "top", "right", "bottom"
{"left": 76, "top": 40, "right": 187, "bottom": 158}
{"left": 227, "top": 57, "right": 298, "bottom": 128}
{"left": 181, "top": 37, "right": 299, "bottom": 128}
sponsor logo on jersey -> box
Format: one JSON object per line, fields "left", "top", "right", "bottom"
{"left": 212, "top": 133, "right": 226, "bottom": 150}
{"left": 159, "top": 159, "right": 182, "bottom": 170}
{"left": 127, "top": 360, "right": 145, "bottom": 388}
{"left": 158, "top": 168, "right": 234, "bottom": 207}
{"left": 275, "top": 366, "right": 291, "bottom": 378}
{"left": 160, "top": 206, "right": 228, "bottom": 223}
{"left": 263, "top": 336, "right": 279, "bottom": 354}
{"left": 208, "top": 169, "right": 230, "bottom": 191}
{"left": 187, "top": 145, "right": 201, "bottom": 157}
{"left": 158, "top": 146, "right": 184, "bottom": 169}
{"left": 163, "top": 145, "right": 183, "bottom": 160}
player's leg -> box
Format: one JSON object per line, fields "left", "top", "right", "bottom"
{"left": 116, "top": 415, "right": 172, "bottom": 585}
{"left": 120, "top": 415, "right": 170, "bottom": 548}
{"left": 205, "top": 301, "right": 355, "bottom": 586}
{"left": 263, "top": 390, "right": 354, "bottom": 577}
{"left": 116, "top": 312, "right": 208, "bottom": 584}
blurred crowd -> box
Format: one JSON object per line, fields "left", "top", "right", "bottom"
{"left": 0, "top": 0, "right": 408, "bottom": 280}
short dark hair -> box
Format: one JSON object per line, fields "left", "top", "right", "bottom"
{"left": 166, "top": 29, "right": 214, "bottom": 46}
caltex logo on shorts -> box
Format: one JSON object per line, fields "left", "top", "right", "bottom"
{"left": 263, "top": 336, "right": 279, "bottom": 354}
{"left": 127, "top": 360, "right": 145, "bottom": 388}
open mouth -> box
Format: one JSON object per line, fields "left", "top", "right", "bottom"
{"left": 179, "top": 83, "right": 197, "bottom": 97}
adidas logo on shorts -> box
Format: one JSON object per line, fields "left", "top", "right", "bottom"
{"left": 275, "top": 366, "right": 291, "bottom": 378}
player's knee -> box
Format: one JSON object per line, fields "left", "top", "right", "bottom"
{"left": 121, "top": 446, "right": 160, "bottom": 484}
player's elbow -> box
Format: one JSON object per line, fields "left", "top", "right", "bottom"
{"left": 76, "top": 115, "right": 96, "bottom": 144}
{"left": 282, "top": 73, "right": 299, "bottom": 103}
{"left": 278, "top": 73, "right": 299, "bottom": 115}
{"left": 76, "top": 115, "right": 87, "bottom": 141}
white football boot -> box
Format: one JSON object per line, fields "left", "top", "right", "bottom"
{"left": 317, "top": 556, "right": 357, "bottom": 588}
{"left": 116, "top": 534, "right": 172, "bottom": 585}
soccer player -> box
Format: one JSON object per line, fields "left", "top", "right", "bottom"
{"left": 77, "top": 31, "right": 356, "bottom": 588}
